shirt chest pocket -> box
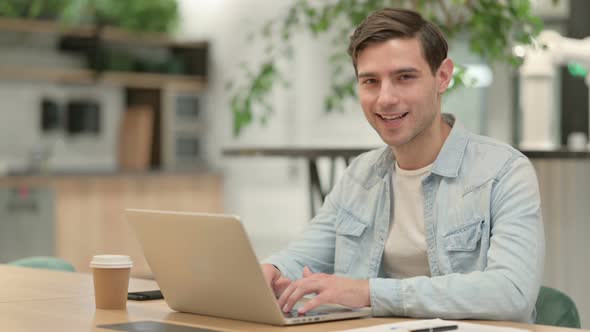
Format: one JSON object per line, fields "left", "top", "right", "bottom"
{"left": 334, "top": 210, "right": 368, "bottom": 274}
{"left": 443, "top": 216, "right": 487, "bottom": 273}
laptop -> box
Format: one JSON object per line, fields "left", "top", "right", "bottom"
{"left": 125, "top": 209, "right": 370, "bottom": 325}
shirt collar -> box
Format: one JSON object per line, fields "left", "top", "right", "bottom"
{"left": 430, "top": 113, "right": 468, "bottom": 178}
{"left": 373, "top": 113, "right": 468, "bottom": 180}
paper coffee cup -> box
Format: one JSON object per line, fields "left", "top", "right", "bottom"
{"left": 90, "top": 255, "right": 133, "bottom": 310}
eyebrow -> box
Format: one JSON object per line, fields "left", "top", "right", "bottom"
{"left": 357, "top": 67, "right": 420, "bottom": 79}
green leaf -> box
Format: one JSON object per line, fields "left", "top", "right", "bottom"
{"left": 229, "top": 0, "right": 545, "bottom": 135}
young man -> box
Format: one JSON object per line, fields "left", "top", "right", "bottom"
{"left": 261, "top": 8, "right": 544, "bottom": 322}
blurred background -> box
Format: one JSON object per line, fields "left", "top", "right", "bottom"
{"left": 0, "top": 0, "right": 589, "bottom": 328}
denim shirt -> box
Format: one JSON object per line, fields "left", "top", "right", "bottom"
{"left": 263, "top": 114, "right": 544, "bottom": 322}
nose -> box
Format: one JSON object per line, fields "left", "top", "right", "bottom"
{"left": 376, "top": 80, "right": 399, "bottom": 110}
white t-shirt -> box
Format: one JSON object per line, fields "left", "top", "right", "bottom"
{"left": 382, "top": 162, "right": 432, "bottom": 279}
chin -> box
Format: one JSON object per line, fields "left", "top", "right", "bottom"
{"left": 376, "top": 130, "right": 404, "bottom": 146}
{"left": 381, "top": 136, "right": 409, "bottom": 148}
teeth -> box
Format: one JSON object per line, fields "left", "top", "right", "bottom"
{"left": 381, "top": 113, "right": 404, "bottom": 120}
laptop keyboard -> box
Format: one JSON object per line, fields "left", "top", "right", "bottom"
{"left": 283, "top": 309, "right": 325, "bottom": 318}
{"left": 283, "top": 304, "right": 356, "bottom": 318}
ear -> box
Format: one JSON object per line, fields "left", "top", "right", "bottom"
{"left": 436, "top": 58, "right": 454, "bottom": 93}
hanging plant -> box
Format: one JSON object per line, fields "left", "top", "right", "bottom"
{"left": 0, "top": 0, "right": 179, "bottom": 34}
{"left": 228, "top": 0, "right": 546, "bottom": 136}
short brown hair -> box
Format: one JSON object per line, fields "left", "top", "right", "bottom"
{"left": 348, "top": 8, "right": 448, "bottom": 75}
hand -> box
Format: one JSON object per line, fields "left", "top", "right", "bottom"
{"left": 261, "top": 264, "right": 292, "bottom": 298}
{"left": 277, "top": 266, "right": 370, "bottom": 314}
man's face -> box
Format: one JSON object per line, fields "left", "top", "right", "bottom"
{"left": 356, "top": 37, "right": 451, "bottom": 148}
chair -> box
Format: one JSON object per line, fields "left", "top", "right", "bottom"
{"left": 7, "top": 256, "right": 76, "bottom": 272}
{"left": 535, "top": 286, "right": 581, "bottom": 328}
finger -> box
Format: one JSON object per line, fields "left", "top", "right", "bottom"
{"left": 298, "top": 295, "right": 326, "bottom": 314}
{"left": 278, "top": 277, "right": 317, "bottom": 303}
{"left": 302, "top": 266, "right": 313, "bottom": 278}
{"left": 262, "top": 270, "right": 272, "bottom": 285}
{"left": 277, "top": 281, "right": 298, "bottom": 308}
{"left": 281, "top": 281, "right": 322, "bottom": 313}
{"left": 262, "top": 264, "right": 280, "bottom": 287}
{"left": 273, "top": 277, "right": 292, "bottom": 297}
{"left": 282, "top": 283, "right": 315, "bottom": 313}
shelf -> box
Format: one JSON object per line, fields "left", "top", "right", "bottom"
{"left": 0, "top": 17, "right": 207, "bottom": 90}
{"left": 0, "top": 16, "right": 94, "bottom": 38}
{"left": 0, "top": 66, "right": 95, "bottom": 84}
{"left": 100, "top": 71, "right": 206, "bottom": 91}
{"left": 0, "top": 16, "right": 205, "bottom": 48}
{"left": 101, "top": 27, "right": 207, "bottom": 48}
{"left": 0, "top": 66, "right": 206, "bottom": 91}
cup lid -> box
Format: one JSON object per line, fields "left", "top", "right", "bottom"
{"left": 90, "top": 255, "right": 133, "bottom": 268}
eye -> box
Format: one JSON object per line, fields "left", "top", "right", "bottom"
{"left": 399, "top": 74, "right": 414, "bottom": 81}
{"left": 362, "top": 78, "right": 377, "bottom": 85}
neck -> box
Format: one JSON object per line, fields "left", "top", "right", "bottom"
{"left": 392, "top": 114, "right": 451, "bottom": 170}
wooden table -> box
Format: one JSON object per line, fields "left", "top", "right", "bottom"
{"left": 0, "top": 265, "right": 584, "bottom": 332}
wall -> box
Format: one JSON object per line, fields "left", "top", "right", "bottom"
{"left": 176, "top": 0, "right": 494, "bottom": 258}
{"left": 533, "top": 159, "right": 590, "bottom": 329}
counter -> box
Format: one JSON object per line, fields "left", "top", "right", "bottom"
{"left": 0, "top": 172, "right": 223, "bottom": 277}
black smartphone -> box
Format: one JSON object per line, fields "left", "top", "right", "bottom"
{"left": 127, "top": 290, "right": 164, "bottom": 301}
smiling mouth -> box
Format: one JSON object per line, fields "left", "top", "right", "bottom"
{"left": 378, "top": 112, "right": 408, "bottom": 121}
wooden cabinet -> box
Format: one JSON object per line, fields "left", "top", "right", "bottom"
{"left": 0, "top": 173, "right": 222, "bottom": 278}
